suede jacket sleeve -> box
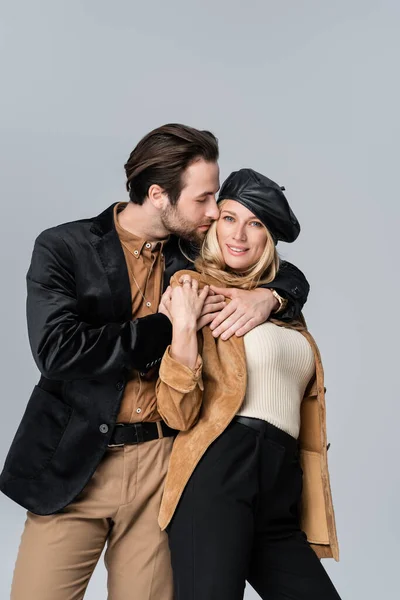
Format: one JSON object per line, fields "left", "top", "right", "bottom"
{"left": 261, "top": 260, "right": 310, "bottom": 321}
{"left": 156, "top": 346, "right": 204, "bottom": 431}
{"left": 26, "top": 229, "right": 173, "bottom": 381}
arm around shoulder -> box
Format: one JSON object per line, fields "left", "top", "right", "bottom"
{"left": 261, "top": 260, "right": 310, "bottom": 320}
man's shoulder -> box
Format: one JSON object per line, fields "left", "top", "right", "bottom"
{"left": 38, "top": 218, "right": 92, "bottom": 241}
{"left": 35, "top": 203, "right": 117, "bottom": 246}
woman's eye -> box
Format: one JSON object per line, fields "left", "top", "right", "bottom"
{"left": 250, "top": 221, "right": 262, "bottom": 227}
{"left": 223, "top": 216, "right": 234, "bottom": 222}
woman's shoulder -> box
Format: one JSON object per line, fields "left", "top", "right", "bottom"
{"left": 170, "top": 270, "right": 212, "bottom": 287}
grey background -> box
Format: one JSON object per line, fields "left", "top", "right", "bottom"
{"left": 0, "top": 1, "right": 398, "bottom": 598}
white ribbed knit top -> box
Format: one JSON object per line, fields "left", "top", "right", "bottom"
{"left": 237, "top": 322, "right": 315, "bottom": 439}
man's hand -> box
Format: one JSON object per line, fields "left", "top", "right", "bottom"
{"left": 208, "top": 286, "right": 279, "bottom": 340}
{"left": 197, "top": 291, "right": 226, "bottom": 330}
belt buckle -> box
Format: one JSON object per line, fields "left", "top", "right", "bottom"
{"left": 108, "top": 423, "right": 125, "bottom": 448}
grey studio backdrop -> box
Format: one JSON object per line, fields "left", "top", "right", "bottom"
{"left": 0, "top": 1, "right": 398, "bottom": 598}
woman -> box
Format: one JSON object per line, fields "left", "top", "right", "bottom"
{"left": 156, "top": 169, "right": 341, "bottom": 600}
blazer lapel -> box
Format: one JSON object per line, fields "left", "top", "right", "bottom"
{"left": 90, "top": 203, "right": 132, "bottom": 322}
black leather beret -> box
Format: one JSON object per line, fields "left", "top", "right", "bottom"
{"left": 218, "top": 168, "right": 300, "bottom": 244}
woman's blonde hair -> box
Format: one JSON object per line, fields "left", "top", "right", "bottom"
{"left": 195, "top": 200, "right": 280, "bottom": 290}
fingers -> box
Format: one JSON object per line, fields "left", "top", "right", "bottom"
{"left": 217, "top": 314, "right": 250, "bottom": 340}
{"left": 203, "top": 293, "right": 225, "bottom": 306}
{"left": 211, "top": 314, "right": 242, "bottom": 339}
{"left": 178, "top": 275, "right": 199, "bottom": 294}
{"left": 158, "top": 290, "right": 172, "bottom": 320}
{"left": 209, "top": 302, "right": 237, "bottom": 332}
{"left": 200, "top": 300, "right": 226, "bottom": 317}
{"left": 234, "top": 317, "right": 259, "bottom": 338}
{"left": 161, "top": 285, "right": 172, "bottom": 299}
{"left": 212, "top": 309, "right": 263, "bottom": 340}
{"left": 211, "top": 300, "right": 263, "bottom": 339}
{"left": 199, "top": 284, "right": 210, "bottom": 302}
{"left": 210, "top": 285, "right": 235, "bottom": 298}
{"left": 160, "top": 291, "right": 172, "bottom": 309}
{"left": 197, "top": 312, "right": 217, "bottom": 330}
{"left": 201, "top": 293, "right": 226, "bottom": 315}
{"left": 177, "top": 275, "right": 210, "bottom": 301}
{"left": 179, "top": 275, "right": 193, "bottom": 286}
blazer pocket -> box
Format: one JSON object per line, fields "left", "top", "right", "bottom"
{"left": 3, "top": 386, "right": 72, "bottom": 480}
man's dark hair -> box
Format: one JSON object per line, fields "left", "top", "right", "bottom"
{"left": 124, "top": 123, "right": 219, "bottom": 205}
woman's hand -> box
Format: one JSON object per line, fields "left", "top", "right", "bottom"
{"left": 159, "top": 276, "right": 210, "bottom": 329}
{"left": 159, "top": 286, "right": 173, "bottom": 321}
{"left": 172, "top": 276, "right": 209, "bottom": 329}
{"left": 159, "top": 276, "right": 209, "bottom": 369}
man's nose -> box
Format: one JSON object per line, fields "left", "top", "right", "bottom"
{"left": 205, "top": 198, "right": 220, "bottom": 221}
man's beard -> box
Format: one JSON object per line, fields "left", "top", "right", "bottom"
{"left": 160, "top": 204, "right": 209, "bottom": 245}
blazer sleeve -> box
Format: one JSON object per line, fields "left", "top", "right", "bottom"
{"left": 261, "top": 260, "right": 310, "bottom": 321}
{"left": 26, "top": 229, "right": 173, "bottom": 381}
{"left": 156, "top": 345, "right": 204, "bottom": 431}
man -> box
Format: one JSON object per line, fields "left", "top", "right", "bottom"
{"left": 1, "top": 124, "right": 309, "bottom": 600}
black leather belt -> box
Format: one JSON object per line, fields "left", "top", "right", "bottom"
{"left": 233, "top": 416, "right": 298, "bottom": 452}
{"left": 108, "top": 422, "right": 177, "bottom": 447}
{"left": 234, "top": 416, "right": 267, "bottom": 433}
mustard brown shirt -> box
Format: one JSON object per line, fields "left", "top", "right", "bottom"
{"left": 114, "top": 203, "right": 168, "bottom": 423}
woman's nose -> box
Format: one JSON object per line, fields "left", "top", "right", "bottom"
{"left": 232, "top": 226, "right": 246, "bottom": 241}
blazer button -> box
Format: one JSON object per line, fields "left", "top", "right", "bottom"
{"left": 99, "top": 424, "right": 109, "bottom": 434}
{"left": 116, "top": 381, "right": 124, "bottom": 391}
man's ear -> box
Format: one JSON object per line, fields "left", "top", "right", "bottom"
{"left": 148, "top": 184, "right": 168, "bottom": 209}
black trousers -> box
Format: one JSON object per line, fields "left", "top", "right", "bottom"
{"left": 168, "top": 418, "right": 341, "bottom": 600}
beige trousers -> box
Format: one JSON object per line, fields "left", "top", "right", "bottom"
{"left": 11, "top": 436, "right": 174, "bottom": 600}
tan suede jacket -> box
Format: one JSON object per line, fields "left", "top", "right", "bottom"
{"left": 156, "top": 270, "right": 339, "bottom": 561}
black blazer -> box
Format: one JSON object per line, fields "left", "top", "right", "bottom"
{"left": 0, "top": 204, "right": 309, "bottom": 515}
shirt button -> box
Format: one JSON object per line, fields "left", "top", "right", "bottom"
{"left": 136, "top": 408, "right": 142, "bottom": 414}
{"left": 99, "top": 424, "right": 109, "bottom": 434}
{"left": 145, "top": 242, "right": 151, "bottom": 249}
{"left": 134, "top": 250, "right": 139, "bottom": 256}
{"left": 146, "top": 301, "right": 152, "bottom": 307}
{"left": 116, "top": 381, "right": 124, "bottom": 391}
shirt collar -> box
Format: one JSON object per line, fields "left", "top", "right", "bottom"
{"left": 114, "top": 202, "right": 169, "bottom": 258}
